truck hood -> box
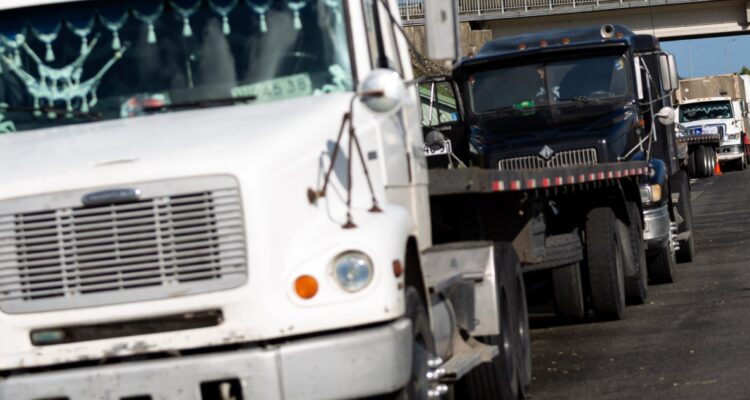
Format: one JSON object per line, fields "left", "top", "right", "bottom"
{"left": 0, "top": 94, "right": 353, "bottom": 198}
{"left": 473, "top": 102, "right": 637, "bottom": 165}
{"left": 0, "top": 93, "right": 411, "bottom": 370}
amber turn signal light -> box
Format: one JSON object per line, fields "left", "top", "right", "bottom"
{"left": 295, "top": 275, "right": 319, "bottom": 299}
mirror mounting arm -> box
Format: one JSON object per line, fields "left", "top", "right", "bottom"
{"left": 307, "top": 91, "right": 385, "bottom": 229}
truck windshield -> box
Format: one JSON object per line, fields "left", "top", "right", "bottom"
{"left": 0, "top": 0, "right": 352, "bottom": 133}
{"left": 469, "top": 54, "right": 630, "bottom": 114}
{"left": 679, "top": 101, "right": 733, "bottom": 122}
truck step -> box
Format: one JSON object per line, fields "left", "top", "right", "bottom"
{"left": 422, "top": 242, "right": 493, "bottom": 294}
{"left": 438, "top": 336, "right": 499, "bottom": 383}
{"left": 523, "top": 232, "right": 584, "bottom": 273}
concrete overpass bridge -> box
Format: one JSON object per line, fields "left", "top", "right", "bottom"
{"left": 401, "top": 0, "right": 750, "bottom": 41}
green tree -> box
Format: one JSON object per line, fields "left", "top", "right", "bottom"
{"left": 739, "top": 65, "right": 750, "bottom": 75}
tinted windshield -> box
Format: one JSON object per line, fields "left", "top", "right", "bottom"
{"left": 469, "top": 54, "right": 630, "bottom": 114}
{"left": 0, "top": 0, "right": 352, "bottom": 133}
{"left": 679, "top": 101, "right": 733, "bottom": 122}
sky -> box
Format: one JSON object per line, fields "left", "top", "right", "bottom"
{"left": 661, "top": 35, "right": 750, "bottom": 78}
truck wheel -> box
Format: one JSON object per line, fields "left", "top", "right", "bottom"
{"left": 695, "top": 145, "right": 710, "bottom": 177}
{"left": 708, "top": 148, "right": 716, "bottom": 176}
{"left": 393, "top": 287, "right": 436, "bottom": 400}
{"left": 622, "top": 201, "right": 648, "bottom": 305}
{"left": 552, "top": 263, "right": 586, "bottom": 321}
{"left": 457, "top": 243, "right": 521, "bottom": 400}
{"left": 647, "top": 243, "right": 677, "bottom": 284}
{"left": 585, "top": 207, "right": 626, "bottom": 320}
{"left": 688, "top": 150, "right": 698, "bottom": 178}
{"left": 504, "top": 250, "right": 532, "bottom": 392}
{"left": 737, "top": 156, "right": 746, "bottom": 171}
{"left": 674, "top": 170, "right": 695, "bottom": 263}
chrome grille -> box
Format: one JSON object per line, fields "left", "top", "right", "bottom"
{"left": 498, "top": 148, "right": 598, "bottom": 171}
{"left": 0, "top": 176, "right": 247, "bottom": 314}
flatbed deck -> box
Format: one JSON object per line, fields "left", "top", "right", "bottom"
{"left": 428, "top": 161, "right": 652, "bottom": 196}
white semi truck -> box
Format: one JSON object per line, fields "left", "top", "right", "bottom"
{"left": 0, "top": 1, "right": 677, "bottom": 400}
{"left": 676, "top": 73, "right": 750, "bottom": 173}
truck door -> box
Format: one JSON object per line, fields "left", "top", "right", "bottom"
{"left": 362, "top": 0, "right": 411, "bottom": 191}
{"left": 418, "top": 76, "right": 468, "bottom": 168}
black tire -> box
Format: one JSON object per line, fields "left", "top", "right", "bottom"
{"left": 552, "top": 263, "right": 586, "bottom": 321}
{"left": 694, "top": 146, "right": 705, "bottom": 177}
{"left": 392, "top": 287, "right": 436, "bottom": 400}
{"left": 503, "top": 251, "right": 531, "bottom": 393}
{"left": 737, "top": 156, "right": 746, "bottom": 171}
{"left": 457, "top": 243, "right": 521, "bottom": 400}
{"left": 688, "top": 150, "right": 700, "bottom": 178}
{"left": 584, "top": 207, "right": 626, "bottom": 320}
{"left": 695, "top": 145, "right": 710, "bottom": 177}
{"left": 623, "top": 201, "right": 648, "bottom": 305}
{"left": 647, "top": 244, "right": 677, "bottom": 284}
{"left": 674, "top": 170, "right": 695, "bottom": 263}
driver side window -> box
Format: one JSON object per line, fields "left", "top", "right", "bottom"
{"left": 419, "top": 81, "right": 459, "bottom": 127}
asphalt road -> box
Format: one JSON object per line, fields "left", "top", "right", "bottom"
{"left": 526, "top": 168, "right": 750, "bottom": 399}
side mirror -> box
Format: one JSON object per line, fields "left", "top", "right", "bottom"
{"left": 359, "top": 69, "right": 405, "bottom": 114}
{"left": 634, "top": 56, "right": 644, "bottom": 100}
{"left": 424, "top": 0, "right": 459, "bottom": 61}
{"left": 667, "top": 54, "right": 679, "bottom": 90}
{"left": 659, "top": 54, "right": 672, "bottom": 92}
{"left": 425, "top": 130, "right": 447, "bottom": 152}
{"left": 656, "top": 106, "right": 676, "bottom": 125}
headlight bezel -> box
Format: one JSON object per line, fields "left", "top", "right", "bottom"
{"left": 330, "top": 251, "right": 374, "bottom": 293}
{"left": 639, "top": 183, "right": 662, "bottom": 204}
{"left": 676, "top": 123, "right": 686, "bottom": 137}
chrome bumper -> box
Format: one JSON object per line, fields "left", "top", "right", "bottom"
{"left": 643, "top": 204, "right": 670, "bottom": 250}
{"left": 717, "top": 144, "right": 743, "bottom": 161}
{"left": 0, "top": 319, "right": 412, "bottom": 400}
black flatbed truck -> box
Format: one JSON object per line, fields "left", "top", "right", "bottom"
{"left": 416, "top": 24, "right": 696, "bottom": 400}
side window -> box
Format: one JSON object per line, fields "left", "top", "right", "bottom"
{"left": 361, "top": 0, "right": 381, "bottom": 69}
{"left": 419, "top": 80, "right": 460, "bottom": 127}
{"left": 362, "top": 0, "right": 402, "bottom": 73}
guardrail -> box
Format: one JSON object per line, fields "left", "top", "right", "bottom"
{"left": 399, "top": 0, "right": 649, "bottom": 21}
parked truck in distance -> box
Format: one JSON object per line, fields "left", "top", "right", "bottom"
{"left": 675, "top": 73, "right": 750, "bottom": 174}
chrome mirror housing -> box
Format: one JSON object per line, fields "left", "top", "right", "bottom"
{"left": 358, "top": 69, "right": 405, "bottom": 115}
{"left": 656, "top": 106, "right": 676, "bottom": 125}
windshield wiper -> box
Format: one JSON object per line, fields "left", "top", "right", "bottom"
{"left": 143, "top": 95, "right": 258, "bottom": 113}
{"left": 1, "top": 105, "right": 101, "bottom": 120}
{"left": 485, "top": 104, "right": 536, "bottom": 116}
{"left": 559, "top": 96, "right": 609, "bottom": 105}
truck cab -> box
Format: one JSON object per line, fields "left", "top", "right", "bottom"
{"left": 0, "top": 0, "right": 444, "bottom": 398}
{"left": 422, "top": 25, "right": 690, "bottom": 291}
{"left": 675, "top": 73, "right": 750, "bottom": 171}
{"left": 677, "top": 97, "right": 747, "bottom": 169}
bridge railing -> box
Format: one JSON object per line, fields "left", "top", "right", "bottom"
{"left": 399, "top": 0, "right": 648, "bottom": 20}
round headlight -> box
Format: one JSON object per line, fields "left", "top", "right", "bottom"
{"left": 332, "top": 252, "right": 373, "bottom": 292}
